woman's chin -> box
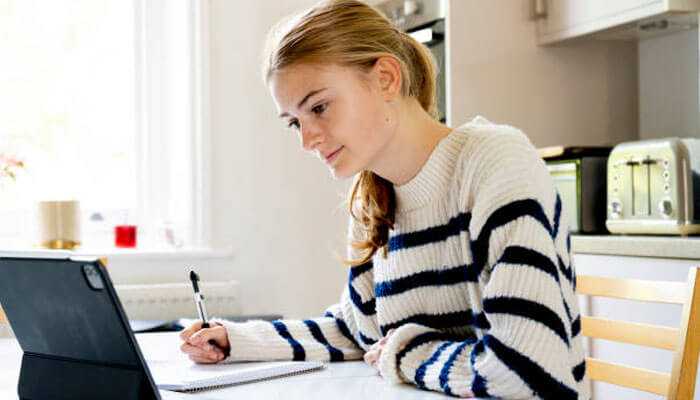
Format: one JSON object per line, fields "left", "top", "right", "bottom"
{"left": 328, "top": 164, "right": 356, "bottom": 180}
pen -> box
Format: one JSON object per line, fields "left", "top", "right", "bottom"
{"left": 189, "top": 269, "right": 228, "bottom": 358}
{"left": 189, "top": 270, "right": 211, "bottom": 328}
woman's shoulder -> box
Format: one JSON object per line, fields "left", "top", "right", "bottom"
{"left": 450, "top": 116, "right": 552, "bottom": 208}
{"left": 454, "top": 116, "right": 532, "bottom": 150}
{"left": 452, "top": 116, "right": 539, "bottom": 175}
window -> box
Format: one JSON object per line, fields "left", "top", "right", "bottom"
{"left": 0, "top": 0, "right": 210, "bottom": 250}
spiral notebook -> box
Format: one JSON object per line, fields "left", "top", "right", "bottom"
{"left": 150, "top": 360, "right": 325, "bottom": 392}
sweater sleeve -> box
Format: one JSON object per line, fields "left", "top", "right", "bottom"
{"left": 211, "top": 290, "right": 364, "bottom": 362}
{"left": 377, "top": 128, "right": 582, "bottom": 399}
{"left": 213, "top": 216, "right": 381, "bottom": 363}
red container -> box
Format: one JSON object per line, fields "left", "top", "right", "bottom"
{"left": 115, "top": 225, "right": 137, "bottom": 248}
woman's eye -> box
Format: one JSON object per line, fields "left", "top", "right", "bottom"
{"left": 287, "top": 119, "right": 300, "bottom": 130}
{"left": 311, "top": 103, "right": 327, "bottom": 115}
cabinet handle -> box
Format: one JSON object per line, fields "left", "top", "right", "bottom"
{"left": 531, "top": 0, "right": 547, "bottom": 20}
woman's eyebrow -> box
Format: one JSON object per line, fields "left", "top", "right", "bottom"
{"left": 278, "top": 87, "right": 328, "bottom": 118}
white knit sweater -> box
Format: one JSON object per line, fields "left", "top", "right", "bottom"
{"left": 214, "top": 116, "right": 590, "bottom": 399}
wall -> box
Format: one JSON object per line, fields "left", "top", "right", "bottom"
{"left": 447, "top": 0, "right": 639, "bottom": 148}
{"left": 639, "top": 28, "right": 699, "bottom": 139}
{"left": 107, "top": 0, "right": 351, "bottom": 321}
{"left": 205, "top": 0, "right": 350, "bottom": 319}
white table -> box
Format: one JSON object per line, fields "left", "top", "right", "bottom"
{"left": 0, "top": 332, "right": 450, "bottom": 399}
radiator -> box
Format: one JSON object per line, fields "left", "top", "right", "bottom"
{"left": 115, "top": 281, "right": 240, "bottom": 321}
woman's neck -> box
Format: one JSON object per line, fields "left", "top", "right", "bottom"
{"left": 368, "top": 100, "right": 452, "bottom": 186}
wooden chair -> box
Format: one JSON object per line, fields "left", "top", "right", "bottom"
{"left": 576, "top": 267, "right": 700, "bottom": 399}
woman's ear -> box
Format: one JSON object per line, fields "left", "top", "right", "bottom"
{"left": 372, "top": 56, "right": 402, "bottom": 101}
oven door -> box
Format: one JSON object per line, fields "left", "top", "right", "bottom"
{"left": 409, "top": 19, "right": 446, "bottom": 122}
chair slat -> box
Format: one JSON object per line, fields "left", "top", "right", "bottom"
{"left": 581, "top": 316, "right": 678, "bottom": 350}
{"left": 667, "top": 268, "right": 700, "bottom": 399}
{"left": 577, "top": 275, "right": 686, "bottom": 304}
{"left": 587, "top": 357, "right": 670, "bottom": 395}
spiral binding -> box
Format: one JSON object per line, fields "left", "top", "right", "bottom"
{"left": 181, "top": 362, "right": 325, "bottom": 393}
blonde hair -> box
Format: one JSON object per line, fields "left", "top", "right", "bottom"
{"left": 264, "top": 0, "right": 438, "bottom": 266}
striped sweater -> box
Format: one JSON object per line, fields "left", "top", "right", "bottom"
{"left": 214, "top": 116, "right": 590, "bottom": 399}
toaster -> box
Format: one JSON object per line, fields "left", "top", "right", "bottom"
{"left": 606, "top": 138, "right": 700, "bottom": 235}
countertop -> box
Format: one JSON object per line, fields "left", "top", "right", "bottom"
{"left": 571, "top": 234, "right": 700, "bottom": 259}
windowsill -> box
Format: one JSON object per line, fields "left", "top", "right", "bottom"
{"left": 76, "top": 247, "right": 234, "bottom": 262}
{"left": 0, "top": 246, "right": 234, "bottom": 263}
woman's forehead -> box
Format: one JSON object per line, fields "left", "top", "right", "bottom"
{"left": 271, "top": 64, "right": 345, "bottom": 104}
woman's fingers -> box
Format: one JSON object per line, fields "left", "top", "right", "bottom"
{"left": 187, "top": 324, "right": 229, "bottom": 350}
{"left": 180, "top": 342, "right": 225, "bottom": 363}
{"left": 179, "top": 321, "right": 203, "bottom": 341}
{"left": 364, "top": 348, "right": 380, "bottom": 367}
{"left": 188, "top": 354, "right": 219, "bottom": 364}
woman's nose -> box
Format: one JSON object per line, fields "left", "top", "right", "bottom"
{"left": 300, "top": 124, "right": 322, "bottom": 152}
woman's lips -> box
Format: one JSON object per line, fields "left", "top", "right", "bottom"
{"left": 325, "top": 146, "right": 344, "bottom": 163}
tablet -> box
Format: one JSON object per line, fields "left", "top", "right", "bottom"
{"left": 0, "top": 252, "right": 210, "bottom": 400}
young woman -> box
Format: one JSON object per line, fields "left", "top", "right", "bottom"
{"left": 180, "top": 1, "right": 589, "bottom": 398}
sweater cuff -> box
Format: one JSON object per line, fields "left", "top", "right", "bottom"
{"left": 210, "top": 318, "right": 285, "bottom": 364}
{"left": 377, "top": 323, "right": 435, "bottom": 383}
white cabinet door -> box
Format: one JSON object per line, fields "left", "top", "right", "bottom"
{"left": 536, "top": 0, "right": 699, "bottom": 45}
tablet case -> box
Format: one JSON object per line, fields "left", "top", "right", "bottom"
{"left": 0, "top": 256, "right": 161, "bottom": 400}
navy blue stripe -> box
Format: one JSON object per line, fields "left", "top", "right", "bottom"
{"left": 470, "top": 340, "right": 485, "bottom": 366}
{"left": 349, "top": 261, "right": 372, "bottom": 280}
{"left": 380, "top": 310, "right": 490, "bottom": 335}
{"left": 571, "top": 315, "right": 581, "bottom": 337}
{"left": 438, "top": 341, "right": 470, "bottom": 396}
{"left": 572, "top": 360, "right": 586, "bottom": 382}
{"left": 499, "top": 245, "right": 575, "bottom": 330}
{"left": 375, "top": 264, "right": 469, "bottom": 298}
{"left": 483, "top": 297, "right": 570, "bottom": 347}
{"left": 471, "top": 373, "right": 489, "bottom": 398}
{"left": 469, "top": 198, "right": 555, "bottom": 281}
{"left": 557, "top": 254, "right": 574, "bottom": 285}
{"left": 359, "top": 331, "right": 377, "bottom": 346}
{"left": 347, "top": 261, "right": 375, "bottom": 316}
{"left": 498, "top": 246, "right": 560, "bottom": 283}
{"left": 415, "top": 342, "right": 452, "bottom": 389}
{"left": 324, "top": 311, "right": 360, "bottom": 348}
{"left": 396, "top": 331, "right": 452, "bottom": 371}
{"left": 348, "top": 283, "right": 376, "bottom": 316}
{"left": 483, "top": 334, "right": 578, "bottom": 400}
{"left": 553, "top": 193, "right": 562, "bottom": 239}
{"left": 303, "top": 320, "right": 344, "bottom": 362}
{"left": 271, "top": 321, "right": 305, "bottom": 361}
{"left": 388, "top": 212, "right": 471, "bottom": 253}
{"left": 560, "top": 287, "right": 573, "bottom": 324}
{"left": 469, "top": 341, "right": 489, "bottom": 397}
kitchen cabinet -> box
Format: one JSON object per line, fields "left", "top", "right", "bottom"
{"left": 536, "top": 0, "right": 700, "bottom": 45}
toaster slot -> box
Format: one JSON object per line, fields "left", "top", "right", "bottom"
{"left": 641, "top": 156, "right": 659, "bottom": 217}
{"left": 626, "top": 159, "right": 643, "bottom": 216}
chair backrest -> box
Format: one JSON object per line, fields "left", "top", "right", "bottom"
{"left": 576, "top": 267, "right": 700, "bottom": 399}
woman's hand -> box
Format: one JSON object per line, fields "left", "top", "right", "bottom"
{"left": 179, "top": 321, "right": 231, "bottom": 364}
{"left": 363, "top": 329, "right": 394, "bottom": 375}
